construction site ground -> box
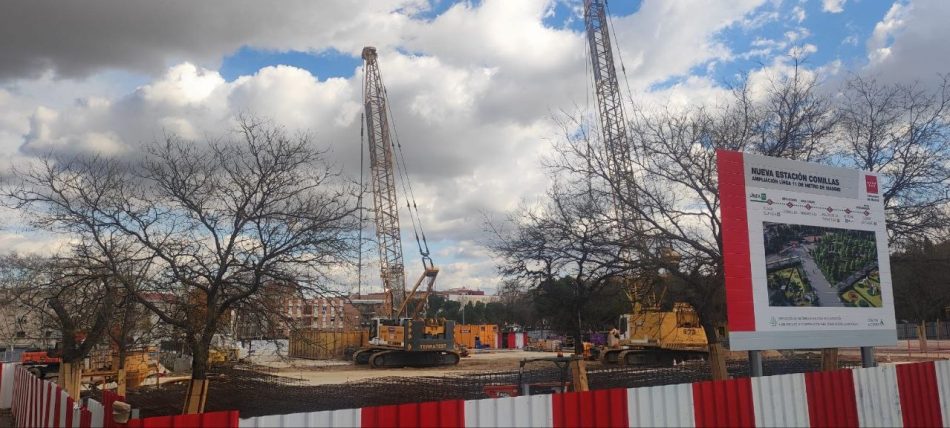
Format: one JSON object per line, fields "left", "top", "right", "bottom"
{"left": 115, "top": 346, "right": 947, "bottom": 419}
{"left": 258, "top": 350, "right": 564, "bottom": 385}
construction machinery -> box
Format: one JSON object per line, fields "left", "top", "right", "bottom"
{"left": 352, "top": 46, "right": 460, "bottom": 369}
{"left": 583, "top": 0, "right": 708, "bottom": 365}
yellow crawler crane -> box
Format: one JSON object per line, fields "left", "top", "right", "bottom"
{"left": 582, "top": 0, "right": 709, "bottom": 365}
{"left": 351, "top": 46, "right": 459, "bottom": 369}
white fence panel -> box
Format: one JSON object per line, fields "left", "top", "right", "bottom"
{"left": 240, "top": 408, "right": 360, "bottom": 427}
{"left": 626, "top": 383, "right": 695, "bottom": 427}
{"left": 86, "top": 397, "right": 104, "bottom": 428}
{"left": 464, "top": 394, "right": 553, "bottom": 427}
{"left": 853, "top": 364, "right": 903, "bottom": 427}
{"left": 751, "top": 372, "right": 809, "bottom": 427}
{"left": 0, "top": 363, "right": 17, "bottom": 409}
{"left": 934, "top": 360, "right": 950, "bottom": 427}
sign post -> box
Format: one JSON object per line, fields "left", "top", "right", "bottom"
{"left": 717, "top": 150, "right": 897, "bottom": 354}
{"left": 749, "top": 350, "right": 763, "bottom": 377}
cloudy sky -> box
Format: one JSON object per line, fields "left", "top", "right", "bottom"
{"left": 1, "top": 0, "right": 948, "bottom": 294}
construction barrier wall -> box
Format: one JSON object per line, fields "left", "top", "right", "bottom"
{"left": 6, "top": 359, "right": 950, "bottom": 427}
{"left": 6, "top": 363, "right": 93, "bottom": 427}
{"left": 455, "top": 324, "right": 499, "bottom": 349}
{"left": 289, "top": 329, "right": 368, "bottom": 360}
{"left": 240, "top": 360, "right": 950, "bottom": 427}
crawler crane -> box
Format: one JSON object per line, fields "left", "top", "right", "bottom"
{"left": 352, "top": 47, "right": 460, "bottom": 369}
{"left": 583, "top": 0, "right": 708, "bottom": 365}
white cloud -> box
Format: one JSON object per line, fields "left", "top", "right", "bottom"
{"left": 0, "top": 0, "right": 429, "bottom": 80}
{"left": 865, "top": 0, "right": 950, "bottom": 85}
{"left": 0, "top": 0, "right": 774, "bottom": 293}
{"left": 792, "top": 5, "right": 807, "bottom": 23}
{"left": 822, "top": 0, "right": 847, "bottom": 13}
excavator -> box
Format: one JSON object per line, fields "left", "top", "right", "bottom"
{"left": 582, "top": 0, "right": 708, "bottom": 365}
{"left": 352, "top": 46, "right": 460, "bottom": 369}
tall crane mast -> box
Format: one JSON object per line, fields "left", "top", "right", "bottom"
{"left": 362, "top": 46, "right": 407, "bottom": 318}
{"left": 585, "top": 0, "right": 634, "bottom": 190}
{"left": 584, "top": 0, "right": 646, "bottom": 300}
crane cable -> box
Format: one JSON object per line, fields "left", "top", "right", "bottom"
{"left": 356, "top": 70, "right": 367, "bottom": 296}
{"left": 375, "top": 68, "right": 433, "bottom": 268}
{"left": 605, "top": 0, "right": 639, "bottom": 157}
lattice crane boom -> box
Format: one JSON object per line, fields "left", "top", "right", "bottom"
{"left": 584, "top": 0, "right": 654, "bottom": 306}
{"left": 362, "top": 46, "right": 407, "bottom": 318}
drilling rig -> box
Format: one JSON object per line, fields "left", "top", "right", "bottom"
{"left": 583, "top": 0, "right": 708, "bottom": 365}
{"left": 352, "top": 46, "right": 460, "bottom": 369}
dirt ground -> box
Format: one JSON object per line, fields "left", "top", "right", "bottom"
{"left": 258, "top": 350, "right": 565, "bottom": 385}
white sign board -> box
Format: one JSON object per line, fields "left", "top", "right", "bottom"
{"left": 717, "top": 150, "right": 897, "bottom": 351}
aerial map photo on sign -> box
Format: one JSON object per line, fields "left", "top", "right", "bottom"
{"left": 763, "top": 222, "right": 881, "bottom": 308}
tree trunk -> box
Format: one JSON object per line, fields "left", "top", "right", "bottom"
{"left": 115, "top": 347, "right": 128, "bottom": 396}
{"left": 182, "top": 345, "right": 210, "bottom": 414}
{"left": 703, "top": 322, "right": 728, "bottom": 380}
{"left": 59, "top": 362, "right": 82, "bottom": 400}
{"left": 707, "top": 342, "right": 728, "bottom": 380}
{"left": 918, "top": 321, "right": 929, "bottom": 352}
{"left": 574, "top": 309, "right": 584, "bottom": 356}
{"left": 570, "top": 359, "right": 589, "bottom": 392}
{"left": 821, "top": 348, "right": 839, "bottom": 371}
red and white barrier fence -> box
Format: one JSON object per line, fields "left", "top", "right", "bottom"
{"left": 240, "top": 360, "right": 950, "bottom": 427}
{"left": 498, "top": 332, "right": 528, "bottom": 349}
{"left": 9, "top": 364, "right": 91, "bottom": 427}
{"left": 0, "top": 363, "right": 133, "bottom": 428}
{"left": 6, "top": 359, "right": 950, "bottom": 427}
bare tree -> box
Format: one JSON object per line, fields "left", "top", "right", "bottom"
{"left": 500, "top": 61, "right": 949, "bottom": 377}
{"left": 489, "top": 182, "right": 631, "bottom": 354}
{"left": 837, "top": 75, "right": 950, "bottom": 243}
{"left": 6, "top": 118, "right": 358, "bottom": 413}
{"left": 0, "top": 253, "right": 118, "bottom": 398}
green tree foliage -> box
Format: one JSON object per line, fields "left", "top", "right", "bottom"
{"left": 892, "top": 239, "right": 950, "bottom": 322}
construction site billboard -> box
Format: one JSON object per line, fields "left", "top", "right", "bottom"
{"left": 717, "top": 149, "right": 897, "bottom": 351}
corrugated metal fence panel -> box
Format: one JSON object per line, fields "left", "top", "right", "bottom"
{"left": 552, "top": 388, "right": 627, "bottom": 428}
{"left": 691, "top": 377, "right": 755, "bottom": 427}
{"left": 934, "top": 360, "right": 950, "bottom": 427}
{"left": 752, "top": 372, "right": 809, "bottom": 427}
{"left": 464, "top": 394, "right": 553, "bottom": 427}
{"left": 126, "top": 410, "right": 240, "bottom": 428}
{"left": 86, "top": 397, "right": 104, "bottom": 428}
{"left": 895, "top": 361, "right": 943, "bottom": 427}
{"left": 627, "top": 382, "right": 695, "bottom": 427}
{"left": 852, "top": 364, "right": 903, "bottom": 427}
{"left": 240, "top": 408, "right": 361, "bottom": 427}
{"left": 361, "top": 399, "right": 464, "bottom": 428}
{"left": 803, "top": 369, "right": 858, "bottom": 427}
{"left": 0, "top": 363, "right": 15, "bottom": 408}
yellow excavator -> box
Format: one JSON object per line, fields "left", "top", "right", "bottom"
{"left": 602, "top": 301, "right": 709, "bottom": 365}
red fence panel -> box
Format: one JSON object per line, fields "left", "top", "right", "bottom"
{"left": 102, "top": 389, "right": 127, "bottom": 428}
{"left": 552, "top": 388, "right": 628, "bottom": 428}
{"left": 896, "top": 361, "right": 943, "bottom": 427}
{"left": 692, "top": 377, "right": 754, "bottom": 427}
{"left": 804, "top": 368, "right": 859, "bottom": 427}
{"left": 125, "top": 410, "right": 239, "bottom": 428}
{"left": 361, "top": 400, "right": 464, "bottom": 428}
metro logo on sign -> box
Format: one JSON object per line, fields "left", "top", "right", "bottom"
{"left": 865, "top": 175, "right": 879, "bottom": 194}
